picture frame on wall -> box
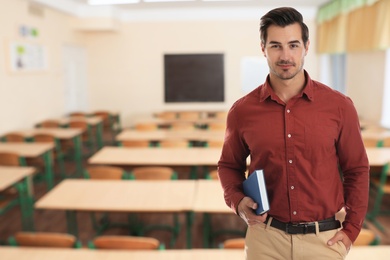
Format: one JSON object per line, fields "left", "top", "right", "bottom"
{"left": 8, "top": 41, "right": 47, "bottom": 72}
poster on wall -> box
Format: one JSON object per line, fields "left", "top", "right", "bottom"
{"left": 9, "top": 41, "right": 47, "bottom": 72}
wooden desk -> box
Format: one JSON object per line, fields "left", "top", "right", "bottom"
{"left": 0, "top": 143, "right": 54, "bottom": 190}
{"left": 193, "top": 180, "right": 243, "bottom": 247}
{"left": 116, "top": 129, "right": 224, "bottom": 143}
{"left": 0, "top": 166, "right": 36, "bottom": 231}
{"left": 1, "top": 246, "right": 389, "bottom": 260}
{"left": 35, "top": 179, "right": 197, "bottom": 247}
{"left": 11, "top": 128, "right": 83, "bottom": 175}
{"left": 133, "top": 117, "right": 226, "bottom": 129}
{"left": 0, "top": 247, "right": 244, "bottom": 260}
{"left": 88, "top": 147, "right": 221, "bottom": 166}
{"left": 64, "top": 116, "right": 104, "bottom": 149}
{"left": 88, "top": 146, "right": 222, "bottom": 179}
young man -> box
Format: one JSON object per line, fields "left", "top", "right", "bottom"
{"left": 217, "top": 7, "right": 369, "bottom": 259}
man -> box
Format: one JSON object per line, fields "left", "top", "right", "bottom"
{"left": 217, "top": 7, "right": 369, "bottom": 259}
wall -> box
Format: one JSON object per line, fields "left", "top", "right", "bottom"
{"left": 83, "top": 18, "right": 319, "bottom": 127}
{"left": 0, "top": 0, "right": 83, "bottom": 134}
{"left": 346, "top": 50, "right": 386, "bottom": 122}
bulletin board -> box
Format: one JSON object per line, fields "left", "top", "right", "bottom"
{"left": 8, "top": 41, "right": 47, "bottom": 72}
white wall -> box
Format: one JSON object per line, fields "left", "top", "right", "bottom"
{"left": 83, "top": 19, "right": 319, "bottom": 127}
{"left": 0, "top": 0, "right": 84, "bottom": 134}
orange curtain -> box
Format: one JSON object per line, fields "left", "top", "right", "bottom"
{"left": 317, "top": 0, "right": 390, "bottom": 54}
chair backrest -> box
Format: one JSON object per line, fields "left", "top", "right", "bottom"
{"left": 0, "top": 152, "right": 22, "bottom": 166}
{"left": 121, "top": 140, "right": 151, "bottom": 147}
{"left": 33, "top": 133, "right": 56, "bottom": 143}
{"left": 3, "top": 133, "right": 25, "bottom": 142}
{"left": 40, "top": 120, "right": 61, "bottom": 128}
{"left": 353, "top": 229, "right": 379, "bottom": 246}
{"left": 206, "top": 169, "right": 219, "bottom": 180}
{"left": 363, "top": 137, "right": 381, "bottom": 147}
{"left": 178, "top": 111, "right": 199, "bottom": 120}
{"left": 206, "top": 140, "right": 224, "bottom": 148}
{"left": 93, "top": 111, "right": 111, "bottom": 128}
{"left": 134, "top": 123, "right": 158, "bottom": 131}
{"left": 214, "top": 111, "right": 227, "bottom": 119}
{"left": 91, "top": 235, "right": 160, "bottom": 250}
{"left": 11, "top": 232, "right": 78, "bottom": 248}
{"left": 208, "top": 122, "right": 226, "bottom": 131}
{"left": 170, "top": 122, "right": 195, "bottom": 131}
{"left": 85, "top": 166, "right": 125, "bottom": 180}
{"left": 382, "top": 136, "right": 390, "bottom": 147}
{"left": 131, "top": 166, "right": 176, "bottom": 180}
{"left": 156, "top": 111, "right": 177, "bottom": 120}
{"left": 223, "top": 238, "right": 245, "bottom": 249}
{"left": 159, "top": 140, "right": 190, "bottom": 148}
{"left": 68, "top": 121, "right": 89, "bottom": 140}
{"left": 69, "top": 112, "right": 87, "bottom": 117}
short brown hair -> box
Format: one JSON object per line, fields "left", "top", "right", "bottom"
{"left": 260, "top": 7, "right": 309, "bottom": 47}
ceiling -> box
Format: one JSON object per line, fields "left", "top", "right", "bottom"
{"left": 29, "top": 0, "right": 332, "bottom": 21}
{"left": 65, "top": 0, "right": 331, "bottom": 10}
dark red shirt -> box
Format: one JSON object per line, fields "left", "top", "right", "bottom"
{"left": 218, "top": 71, "right": 369, "bottom": 242}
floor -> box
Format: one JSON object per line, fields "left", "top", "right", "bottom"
{"left": 1, "top": 132, "right": 389, "bottom": 249}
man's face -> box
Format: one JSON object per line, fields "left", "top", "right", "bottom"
{"left": 261, "top": 23, "right": 309, "bottom": 80}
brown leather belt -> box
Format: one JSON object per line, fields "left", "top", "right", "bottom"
{"left": 267, "top": 216, "right": 341, "bottom": 234}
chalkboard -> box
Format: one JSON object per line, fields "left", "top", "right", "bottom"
{"left": 164, "top": 53, "right": 224, "bottom": 103}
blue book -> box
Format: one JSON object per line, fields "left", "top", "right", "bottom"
{"left": 243, "top": 169, "right": 270, "bottom": 215}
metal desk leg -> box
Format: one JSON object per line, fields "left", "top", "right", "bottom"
{"left": 96, "top": 122, "right": 104, "bottom": 149}
{"left": 186, "top": 211, "right": 194, "bottom": 249}
{"left": 16, "top": 176, "right": 35, "bottom": 231}
{"left": 66, "top": 211, "right": 79, "bottom": 237}
{"left": 73, "top": 135, "right": 83, "bottom": 177}
{"left": 42, "top": 151, "right": 54, "bottom": 190}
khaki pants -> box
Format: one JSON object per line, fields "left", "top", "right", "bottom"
{"left": 245, "top": 218, "right": 348, "bottom": 260}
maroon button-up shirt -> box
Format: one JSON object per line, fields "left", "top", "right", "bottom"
{"left": 218, "top": 71, "right": 369, "bottom": 242}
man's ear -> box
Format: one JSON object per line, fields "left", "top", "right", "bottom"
{"left": 261, "top": 43, "right": 266, "bottom": 57}
{"left": 304, "top": 40, "right": 310, "bottom": 56}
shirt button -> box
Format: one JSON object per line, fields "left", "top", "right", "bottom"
{"left": 288, "top": 160, "right": 293, "bottom": 164}
{"left": 287, "top": 109, "right": 291, "bottom": 113}
{"left": 287, "top": 134, "right": 291, "bottom": 138}
{"left": 291, "top": 186, "right": 295, "bottom": 190}
{"left": 293, "top": 211, "right": 297, "bottom": 215}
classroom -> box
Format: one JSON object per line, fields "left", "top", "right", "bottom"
{"left": 1, "top": 0, "right": 390, "bottom": 259}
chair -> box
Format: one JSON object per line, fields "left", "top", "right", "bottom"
{"left": 0, "top": 152, "right": 25, "bottom": 166}
{"left": 69, "top": 112, "right": 88, "bottom": 117}
{"left": 84, "top": 166, "right": 132, "bottom": 235}
{"left": 208, "top": 122, "right": 226, "bottom": 131}
{"left": 93, "top": 111, "right": 117, "bottom": 144}
{"left": 39, "top": 120, "right": 61, "bottom": 128}
{"left": 67, "top": 120, "right": 94, "bottom": 154}
{"left": 89, "top": 235, "right": 162, "bottom": 250}
{"left": 178, "top": 111, "right": 200, "bottom": 120}
{"left": 156, "top": 111, "right": 177, "bottom": 120}
{"left": 363, "top": 137, "right": 382, "bottom": 148}
{"left": 353, "top": 228, "right": 380, "bottom": 246}
{"left": 84, "top": 165, "right": 129, "bottom": 180}
{"left": 206, "top": 140, "right": 224, "bottom": 148}
{"left": 130, "top": 166, "right": 177, "bottom": 180}
{"left": 205, "top": 169, "right": 219, "bottom": 180}
{"left": 170, "top": 122, "right": 196, "bottom": 131}
{"left": 129, "top": 166, "right": 179, "bottom": 247}
{"left": 32, "top": 133, "right": 66, "bottom": 179}
{"left": 2, "top": 132, "right": 26, "bottom": 142}
{"left": 121, "top": 140, "right": 151, "bottom": 147}
{"left": 159, "top": 140, "right": 190, "bottom": 148}
{"left": 8, "top": 232, "right": 81, "bottom": 248}
{"left": 134, "top": 123, "right": 158, "bottom": 131}
{"left": 222, "top": 237, "right": 245, "bottom": 249}
{"left": 214, "top": 111, "right": 228, "bottom": 119}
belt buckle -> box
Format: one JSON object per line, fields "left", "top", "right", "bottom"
{"left": 286, "top": 223, "right": 308, "bottom": 234}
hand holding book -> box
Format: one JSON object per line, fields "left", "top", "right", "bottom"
{"left": 243, "top": 169, "right": 270, "bottom": 215}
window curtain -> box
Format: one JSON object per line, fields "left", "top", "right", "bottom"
{"left": 317, "top": 0, "right": 390, "bottom": 54}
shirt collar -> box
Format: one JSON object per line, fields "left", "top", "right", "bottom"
{"left": 259, "top": 70, "right": 314, "bottom": 102}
